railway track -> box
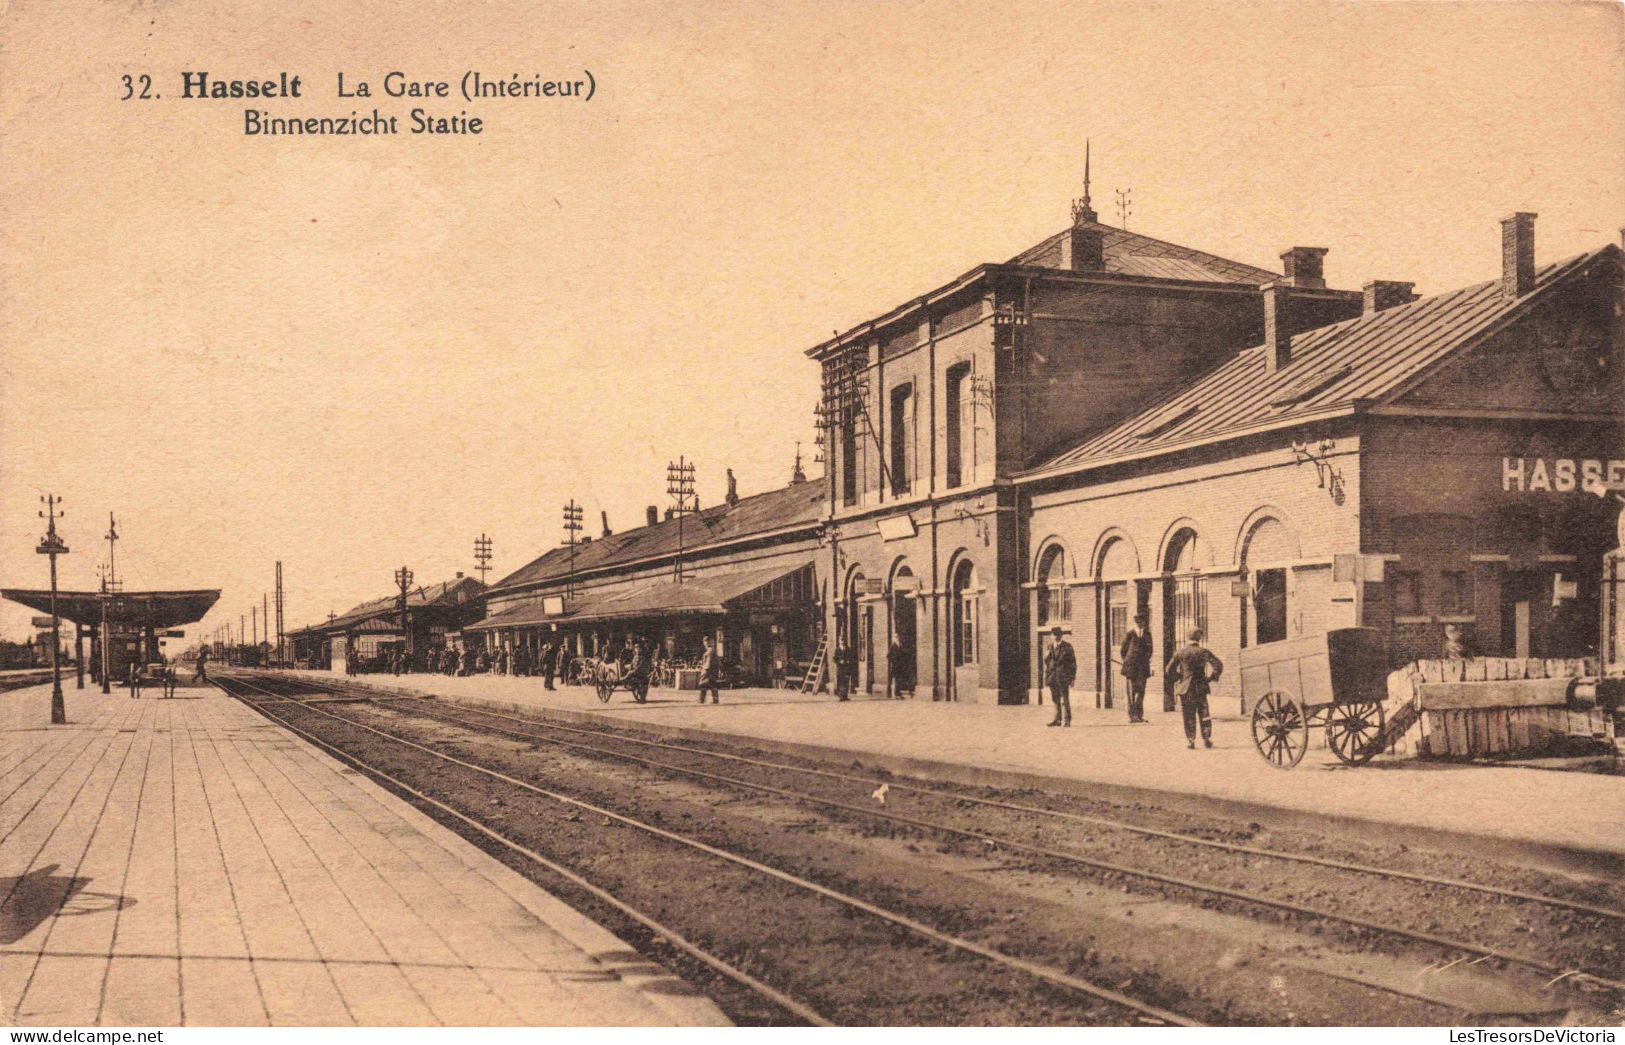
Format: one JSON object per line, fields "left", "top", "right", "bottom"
{"left": 377, "top": 686, "right": 1625, "bottom": 924}
{"left": 217, "top": 672, "right": 1205, "bottom": 1026}
{"left": 325, "top": 682, "right": 1625, "bottom": 995}
{"left": 220, "top": 671, "right": 1622, "bottom": 1024}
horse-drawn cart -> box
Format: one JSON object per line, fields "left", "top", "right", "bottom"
{"left": 1239, "top": 627, "right": 1390, "bottom": 768}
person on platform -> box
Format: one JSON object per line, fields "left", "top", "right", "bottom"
{"left": 1043, "top": 626, "right": 1076, "bottom": 727}
{"left": 539, "top": 639, "right": 555, "bottom": 689}
{"left": 886, "top": 639, "right": 904, "bottom": 699}
{"left": 1119, "top": 612, "right": 1154, "bottom": 723}
{"left": 833, "top": 639, "right": 852, "bottom": 701}
{"left": 698, "top": 635, "right": 722, "bottom": 704}
{"left": 462, "top": 645, "right": 475, "bottom": 676}
{"left": 516, "top": 643, "right": 532, "bottom": 678}
{"left": 192, "top": 645, "right": 210, "bottom": 684}
{"left": 1165, "top": 627, "right": 1223, "bottom": 749}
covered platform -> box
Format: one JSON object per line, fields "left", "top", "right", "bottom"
{"left": 0, "top": 588, "right": 219, "bottom": 691}
{"left": 470, "top": 560, "right": 820, "bottom": 687}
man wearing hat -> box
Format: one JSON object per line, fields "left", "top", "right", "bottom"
{"left": 1165, "top": 627, "right": 1223, "bottom": 748}
{"left": 1043, "top": 625, "right": 1077, "bottom": 727}
{"left": 1118, "top": 611, "right": 1154, "bottom": 723}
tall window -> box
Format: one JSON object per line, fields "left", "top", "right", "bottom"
{"left": 951, "top": 560, "right": 978, "bottom": 666}
{"left": 840, "top": 405, "right": 858, "bottom": 506}
{"left": 890, "top": 383, "right": 912, "bottom": 496}
{"left": 1165, "top": 529, "right": 1208, "bottom": 642}
{"left": 945, "top": 363, "right": 970, "bottom": 489}
{"left": 1037, "top": 546, "right": 1070, "bottom": 625}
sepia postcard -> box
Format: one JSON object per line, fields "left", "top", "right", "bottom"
{"left": 1, "top": 0, "right": 1623, "bottom": 1034}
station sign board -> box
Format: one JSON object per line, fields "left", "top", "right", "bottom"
{"left": 30, "top": 616, "right": 55, "bottom": 628}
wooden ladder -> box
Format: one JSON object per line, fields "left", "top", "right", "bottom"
{"left": 800, "top": 635, "right": 830, "bottom": 693}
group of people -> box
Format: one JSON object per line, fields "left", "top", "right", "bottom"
{"left": 830, "top": 637, "right": 916, "bottom": 701}
{"left": 478, "top": 639, "right": 571, "bottom": 688}
{"left": 1041, "top": 614, "right": 1223, "bottom": 749}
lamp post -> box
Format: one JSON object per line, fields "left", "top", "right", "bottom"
{"left": 36, "top": 495, "right": 69, "bottom": 724}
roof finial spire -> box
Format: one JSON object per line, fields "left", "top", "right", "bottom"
{"left": 1072, "top": 139, "right": 1098, "bottom": 225}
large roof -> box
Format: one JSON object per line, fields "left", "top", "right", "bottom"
{"left": 493, "top": 481, "right": 824, "bottom": 593}
{"left": 308, "top": 575, "right": 484, "bottom": 634}
{"left": 1008, "top": 221, "right": 1280, "bottom": 285}
{"left": 1, "top": 589, "right": 220, "bottom": 629}
{"left": 1034, "top": 246, "right": 1616, "bottom": 475}
{"left": 472, "top": 559, "right": 814, "bottom": 630}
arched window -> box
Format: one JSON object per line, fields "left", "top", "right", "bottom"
{"left": 1037, "top": 545, "right": 1070, "bottom": 625}
{"left": 1164, "top": 528, "right": 1207, "bottom": 643}
{"left": 950, "top": 560, "right": 978, "bottom": 666}
{"left": 1242, "top": 517, "right": 1296, "bottom": 646}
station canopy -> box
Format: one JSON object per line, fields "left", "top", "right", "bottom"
{"left": 1, "top": 589, "right": 221, "bottom": 630}
{"left": 468, "top": 559, "right": 815, "bottom": 632}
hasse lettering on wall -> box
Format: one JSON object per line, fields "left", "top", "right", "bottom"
{"left": 1501, "top": 456, "right": 1625, "bottom": 493}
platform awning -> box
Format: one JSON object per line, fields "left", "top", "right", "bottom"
{"left": 467, "top": 559, "right": 815, "bottom": 631}
{"left": 1, "top": 589, "right": 220, "bottom": 629}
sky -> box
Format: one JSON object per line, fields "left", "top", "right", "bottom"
{"left": 1, "top": 0, "right": 1622, "bottom": 645}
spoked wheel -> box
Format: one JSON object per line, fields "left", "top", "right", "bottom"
{"left": 1325, "top": 700, "right": 1386, "bottom": 766}
{"left": 1251, "top": 690, "right": 1309, "bottom": 769}
{"left": 595, "top": 677, "right": 613, "bottom": 703}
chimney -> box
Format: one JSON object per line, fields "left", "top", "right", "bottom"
{"left": 600, "top": 510, "right": 612, "bottom": 538}
{"left": 581, "top": 535, "right": 592, "bottom": 545}
{"left": 1061, "top": 224, "right": 1105, "bottom": 272}
{"left": 1280, "top": 247, "right": 1329, "bottom": 289}
{"left": 1262, "top": 284, "right": 1293, "bottom": 373}
{"left": 725, "top": 468, "right": 740, "bottom": 506}
{"left": 1362, "top": 280, "right": 1416, "bottom": 316}
{"left": 665, "top": 507, "right": 675, "bottom": 521}
{"left": 455, "top": 571, "right": 464, "bottom": 579}
{"left": 1501, "top": 212, "right": 1537, "bottom": 299}
{"left": 646, "top": 505, "right": 659, "bottom": 527}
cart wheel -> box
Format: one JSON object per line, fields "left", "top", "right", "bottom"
{"left": 1251, "top": 690, "right": 1309, "bottom": 769}
{"left": 1325, "top": 700, "right": 1386, "bottom": 766}
{"left": 595, "top": 679, "right": 613, "bottom": 703}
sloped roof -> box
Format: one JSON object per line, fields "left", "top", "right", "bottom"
{"left": 1035, "top": 246, "right": 1614, "bottom": 474}
{"left": 473, "top": 559, "right": 814, "bottom": 629}
{"left": 314, "top": 575, "right": 484, "bottom": 633}
{"left": 1009, "top": 221, "right": 1280, "bottom": 285}
{"left": 492, "top": 481, "right": 824, "bottom": 593}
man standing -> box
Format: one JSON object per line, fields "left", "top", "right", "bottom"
{"left": 1043, "top": 625, "right": 1076, "bottom": 727}
{"left": 1119, "top": 612, "right": 1153, "bottom": 723}
{"left": 697, "top": 635, "right": 722, "bottom": 704}
{"left": 540, "top": 638, "right": 556, "bottom": 689}
{"left": 191, "top": 644, "right": 210, "bottom": 684}
{"left": 1165, "top": 627, "right": 1223, "bottom": 749}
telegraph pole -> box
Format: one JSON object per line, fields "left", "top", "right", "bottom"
{"left": 275, "top": 561, "right": 285, "bottom": 667}
{"left": 36, "top": 495, "right": 69, "bottom": 724}
{"left": 666, "top": 457, "right": 696, "bottom": 582}
{"left": 474, "top": 533, "right": 493, "bottom": 586}
{"left": 561, "top": 502, "right": 583, "bottom": 598}
{"left": 394, "top": 566, "right": 414, "bottom": 666}
{"left": 101, "top": 514, "right": 118, "bottom": 694}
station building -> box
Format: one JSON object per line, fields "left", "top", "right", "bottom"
{"left": 807, "top": 193, "right": 1623, "bottom": 710}
{"left": 809, "top": 184, "right": 1363, "bottom": 703}
{"left": 473, "top": 473, "right": 825, "bottom": 685}
{"left": 1018, "top": 215, "right": 1625, "bottom": 714}
{"left": 289, "top": 573, "right": 484, "bottom": 672}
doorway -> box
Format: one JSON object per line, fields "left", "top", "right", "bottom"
{"left": 1254, "top": 568, "right": 1288, "bottom": 645}
{"left": 892, "top": 586, "right": 916, "bottom": 696}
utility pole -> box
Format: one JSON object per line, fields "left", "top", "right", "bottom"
{"left": 666, "top": 457, "right": 697, "bottom": 583}
{"left": 1114, "top": 187, "right": 1133, "bottom": 230}
{"left": 394, "top": 565, "right": 414, "bottom": 666}
{"left": 101, "top": 514, "right": 118, "bottom": 694}
{"left": 561, "top": 501, "right": 583, "bottom": 598}
{"left": 36, "top": 495, "right": 69, "bottom": 724}
{"left": 274, "top": 562, "right": 284, "bottom": 666}
{"left": 474, "top": 533, "right": 493, "bottom": 586}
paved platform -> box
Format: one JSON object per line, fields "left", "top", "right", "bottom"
{"left": 0, "top": 682, "right": 729, "bottom": 1026}
{"left": 302, "top": 670, "right": 1625, "bottom": 870}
